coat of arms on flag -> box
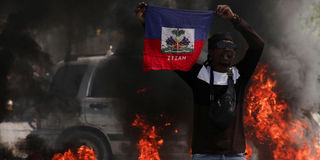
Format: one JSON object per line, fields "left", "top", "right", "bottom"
{"left": 161, "top": 27, "right": 194, "bottom": 53}
{"left": 143, "top": 4, "right": 214, "bottom": 72}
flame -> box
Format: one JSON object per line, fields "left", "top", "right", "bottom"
{"left": 132, "top": 114, "right": 163, "bottom": 160}
{"left": 52, "top": 145, "right": 97, "bottom": 160}
{"left": 244, "top": 63, "right": 320, "bottom": 160}
{"left": 245, "top": 143, "right": 253, "bottom": 159}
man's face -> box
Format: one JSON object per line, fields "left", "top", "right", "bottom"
{"left": 208, "top": 40, "right": 236, "bottom": 67}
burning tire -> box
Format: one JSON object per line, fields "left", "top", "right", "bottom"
{"left": 55, "top": 129, "right": 113, "bottom": 160}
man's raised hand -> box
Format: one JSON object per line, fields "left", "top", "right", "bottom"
{"left": 136, "top": 2, "right": 147, "bottom": 25}
{"left": 216, "top": 5, "right": 235, "bottom": 20}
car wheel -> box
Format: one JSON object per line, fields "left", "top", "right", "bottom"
{"left": 55, "top": 130, "right": 113, "bottom": 160}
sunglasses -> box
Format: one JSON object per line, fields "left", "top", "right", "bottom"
{"left": 216, "top": 41, "right": 237, "bottom": 49}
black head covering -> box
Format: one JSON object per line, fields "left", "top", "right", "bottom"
{"left": 208, "top": 32, "right": 233, "bottom": 50}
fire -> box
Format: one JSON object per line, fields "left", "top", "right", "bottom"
{"left": 52, "top": 145, "right": 97, "bottom": 160}
{"left": 132, "top": 114, "right": 164, "bottom": 160}
{"left": 245, "top": 143, "right": 253, "bottom": 160}
{"left": 244, "top": 63, "right": 320, "bottom": 160}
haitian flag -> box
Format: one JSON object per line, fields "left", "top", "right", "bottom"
{"left": 143, "top": 4, "right": 214, "bottom": 71}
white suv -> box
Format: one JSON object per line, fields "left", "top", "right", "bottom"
{"left": 32, "top": 53, "right": 192, "bottom": 160}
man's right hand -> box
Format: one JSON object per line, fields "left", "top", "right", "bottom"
{"left": 136, "top": 2, "right": 147, "bottom": 25}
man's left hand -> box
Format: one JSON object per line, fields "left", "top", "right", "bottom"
{"left": 216, "top": 5, "right": 235, "bottom": 20}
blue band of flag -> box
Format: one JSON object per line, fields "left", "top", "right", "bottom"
{"left": 145, "top": 4, "right": 215, "bottom": 41}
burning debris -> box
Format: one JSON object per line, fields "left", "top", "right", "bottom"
{"left": 132, "top": 114, "right": 164, "bottom": 160}
{"left": 52, "top": 145, "right": 97, "bottom": 160}
{"left": 245, "top": 143, "right": 253, "bottom": 160}
{"left": 244, "top": 63, "right": 320, "bottom": 160}
{"left": 131, "top": 114, "right": 181, "bottom": 160}
{"left": 0, "top": 1, "right": 319, "bottom": 160}
{"left": 16, "top": 134, "right": 98, "bottom": 160}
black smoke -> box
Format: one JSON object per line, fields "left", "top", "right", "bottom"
{"left": 0, "top": 0, "right": 319, "bottom": 159}
{"left": 0, "top": 0, "right": 119, "bottom": 121}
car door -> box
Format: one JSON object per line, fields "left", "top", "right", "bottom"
{"left": 82, "top": 57, "right": 129, "bottom": 132}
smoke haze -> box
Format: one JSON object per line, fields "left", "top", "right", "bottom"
{"left": 0, "top": 0, "right": 319, "bottom": 159}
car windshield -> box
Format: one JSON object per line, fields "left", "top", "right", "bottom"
{"left": 50, "top": 64, "right": 88, "bottom": 97}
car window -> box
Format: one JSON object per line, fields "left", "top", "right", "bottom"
{"left": 90, "top": 56, "right": 146, "bottom": 98}
{"left": 90, "top": 59, "right": 126, "bottom": 97}
{"left": 50, "top": 64, "right": 88, "bottom": 97}
{"left": 89, "top": 56, "right": 193, "bottom": 113}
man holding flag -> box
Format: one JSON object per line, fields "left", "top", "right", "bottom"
{"left": 136, "top": 2, "right": 264, "bottom": 160}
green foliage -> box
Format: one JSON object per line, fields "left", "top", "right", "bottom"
{"left": 310, "top": 2, "right": 320, "bottom": 26}
{"left": 171, "top": 29, "right": 185, "bottom": 37}
{"left": 304, "top": 1, "right": 320, "bottom": 35}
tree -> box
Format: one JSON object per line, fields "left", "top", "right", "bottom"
{"left": 305, "top": 2, "right": 320, "bottom": 35}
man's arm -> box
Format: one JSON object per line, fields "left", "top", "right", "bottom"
{"left": 234, "top": 16, "right": 265, "bottom": 82}
{"left": 216, "top": 5, "right": 264, "bottom": 50}
{"left": 217, "top": 5, "right": 264, "bottom": 81}
{"left": 232, "top": 17, "right": 265, "bottom": 50}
